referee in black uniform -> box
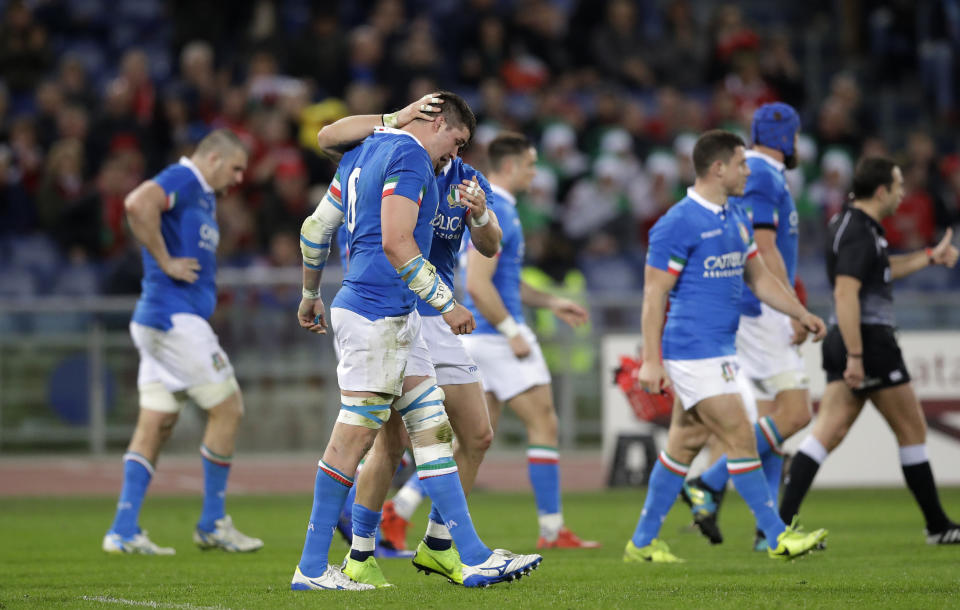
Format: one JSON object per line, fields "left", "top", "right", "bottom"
{"left": 779, "top": 156, "right": 960, "bottom": 545}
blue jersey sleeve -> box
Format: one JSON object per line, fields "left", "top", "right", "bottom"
{"left": 382, "top": 144, "right": 432, "bottom": 206}
{"left": 741, "top": 170, "right": 778, "bottom": 230}
{"left": 646, "top": 212, "right": 697, "bottom": 276}
{"left": 152, "top": 166, "right": 195, "bottom": 211}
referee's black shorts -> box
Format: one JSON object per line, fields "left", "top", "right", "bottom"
{"left": 822, "top": 324, "right": 911, "bottom": 393}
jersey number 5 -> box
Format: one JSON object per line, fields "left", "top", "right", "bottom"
{"left": 345, "top": 167, "right": 362, "bottom": 233}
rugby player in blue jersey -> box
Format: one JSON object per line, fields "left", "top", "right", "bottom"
{"left": 682, "top": 103, "right": 814, "bottom": 550}
{"left": 103, "top": 129, "right": 263, "bottom": 555}
{"left": 623, "top": 130, "right": 829, "bottom": 563}
{"left": 311, "top": 94, "right": 510, "bottom": 586}
{"left": 461, "top": 132, "right": 599, "bottom": 549}
{"left": 291, "top": 92, "right": 541, "bottom": 591}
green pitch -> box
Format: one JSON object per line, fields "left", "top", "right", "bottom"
{"left": 2, "top": 488, "right": 958, "bottom": 609}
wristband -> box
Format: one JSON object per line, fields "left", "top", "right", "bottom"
{"left": 469, "top": 208, "right": 490, "bottom": 228}
{"left": 303, "top": 287, "right": 320, "bottom": 300}
{"left": 382, "top": 111, "right": 400, "bottom": 129}
{"left": 496, "top": 316, "right": 521, "bottom": 339}
{"left": 925, "top": 247, "right": 935, "bottom": 265}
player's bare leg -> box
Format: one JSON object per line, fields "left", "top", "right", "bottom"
{"left": 128, "top": 409, "right": 179, "bottom": 464}
{"left": 499, "top": 384, "right": 599, "bottom": 548}
{"left": 193, "top": 389, "right": 262, "bottom": 552}
{"left": 443, "top": 382, "right": 494, "bottom": 494}
{"left": 870, "top": 383, "right": 958, "bottom": 543}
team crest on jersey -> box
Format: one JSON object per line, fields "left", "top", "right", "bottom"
{"left": 211, "top": 352, "right": 227, "bottom": 372}
{"left": 447, "top": 185, "right": 468, "bottom": 209}
{"left": 737, "top": 222, "right": 750, "bottom": 245}
{"left": 720, "top": 360, "right": 737, "bottom": 382}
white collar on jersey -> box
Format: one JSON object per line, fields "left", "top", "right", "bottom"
{"left": 745, "top": 148, "right": 785, "bottom": 172}
{"left": 687, "top": 187, "right": 726, "bottom": 215}
{"left": 491, "top": 183, "right": 517, "bottom": 207}
{"left": 440, "top": 159, "right": 453, "bottom": 175}
{"left": 373, "top": 125, "right": 427, "bottom": 151}
{"left": 178, "top": 156, "right": 215, "bottom": 194}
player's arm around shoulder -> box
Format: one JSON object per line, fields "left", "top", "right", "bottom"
{"left": 316, "top": 93, "right": 443, "bottom": 160}
{"left": 124, "top": 180, "right": 200, "bottom": 283}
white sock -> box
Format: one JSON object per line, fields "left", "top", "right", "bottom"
{"left": 424, "top": 518, "right": 451, "bottom": 540}
{"left": 798, "top": 435, "right": 828, "bottom": 464}
{"left": 538, "top": 512, "right": 563, "bottom": 541}
{"left": 351, "top": 534, "right": 375, "bottom": 553}
{"left": 392, "top": 483, "right": 424, "bottom": 521}
{"left": 898, "top": 444, "right": 928, "bottom": 466}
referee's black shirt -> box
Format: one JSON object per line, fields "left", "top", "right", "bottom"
{"left": 825, "top": 205, "right": 894, "bottom": 326}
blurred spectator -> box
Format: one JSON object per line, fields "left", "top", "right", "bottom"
{"left": 562, "top": 156, "right": 631, "bottom": 243}
{"left": 707, "top": 4, "right": 760, "bottom": 82}
{"left": 33, "top": 79, "right": 63, "bottom": 148}
{"left": 808, "top": 148, "right": 854, "bottom": 223}
{"left": 9, "top": 115, "right": 44, "bottom": 193}
{"left": 177, "top": 40, "right": 219, "bottom": 123}
{"left": 119, "top": 49, "right": 157, "bottom": 126}
{"left": 57, "top": 54, "right": 97, "bottom": 111}
{"left": 460, "top": 15, "right": 509, "bottom": 86}
{"left": 591, "top": 0, "right": 656, "bottom": 89}
{"left": 883, "top": 162, "right": 936, "bottom": 251}
{"left": 89, "top": 78, "right": 149, "bottom": 177}
{"left": 759, "top": 31, "right": 804, "bottom": 108}
{"left": 256, "top": 156, "right": 310, "bottom": 249}
{"left": 0, "top": 0, "right": 52, "bottom": 103}
{"left": 35, "top": 138, "right": 100, "bottom": 255}
{"left": 0, "top": 143, "right": 34, "bottom": 236}
{"left": 286, "top": 7, "right": 349, "bottom": 97}
{"left": 655, "top": 0, "right": 706, "bottom": 90}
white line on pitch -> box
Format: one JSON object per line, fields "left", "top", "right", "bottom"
{"left": 79, "top": 595, "right": 228, "bottom": 609}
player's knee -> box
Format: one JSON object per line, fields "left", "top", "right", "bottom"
{"left": 462, "top": 423, "right": 494, "bottom": 454}
{"left": 337, "top": 394, "right": 393, "bottom": 430}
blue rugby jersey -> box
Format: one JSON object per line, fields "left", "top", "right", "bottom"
{"left": 416, "top": 158, "right": 493, "bottom": 318}
{"left": 330, "top": 127, "right": 439, "bottom": 320}
{"left": 646, "top": 187, "right": 758, "bottom": 359}
{"left": 132, "top": 157, "right": 219, "bottom": 330}
{"left": 461, "top": 184, "right": 525, "bottom": 334}
{"left": 731, "top": 150, "right": 798, "bottom": 317}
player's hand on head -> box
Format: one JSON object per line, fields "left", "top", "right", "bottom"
{"left": 509, "top": 334, "right": 532, "bottom": 359}
{"left": 800, "top": 312, "right": 826, "bottom": 341}
{"left": 162, "top": 257, "right": 200, "bottom": 283}
{"left": 931, "top": 228, "right": 958, "bottom": 268}
{"left": 552, "top": 298, "right": 589, "bottom": 327}
{"left": 442, "top": 303, "right": 475, "bottom": 335}
{"left": 790, "top": 317, "right": 810, "bottom": 345}
{"left": 396, "top": 93, "right": 443, "bottom": 127}
{"left": 297, "top": 297, "right": 327, "bottom": 334}
{"left": 459, "top": 178, "right": 486, "bottom": 215}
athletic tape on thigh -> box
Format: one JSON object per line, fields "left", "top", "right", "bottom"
{"left": 337, "top": 394, "right": 392, "bottom": 429}
{"left": 762, "top": 370, "right": 809, "bottom": 395}
{"left": 188, "top": 377, "right": 240, "bottom": 409}
{"left": 395, "top": 378, "right": 453, "bottom": 465}
{"left": 139, "top": 382, "right": 185, "bottom": 413}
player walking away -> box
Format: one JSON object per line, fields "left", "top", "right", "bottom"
{"left": 462, "top": 132, "right": 600, "bottom": 550}
{"left": 311, "top": 93, "right": 505, "bottom": 586}
{"left": 291, "top": 92, "right": 541, "bottom": 591}
{"left": 623, "top": 130, "right": 829, "bottom": 564}
{"left": 682, "top": 103, "right": 812, "bottom": 550}
{"left": 103, "top": 129, "right": 263, "bottom": 555}
{"left": 779, "top": 157, "right": 960, "bottom": 545}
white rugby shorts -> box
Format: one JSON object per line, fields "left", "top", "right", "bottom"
{"left": 664, "top": 355, "right": 741, "bottom": 411}
{"left": 130, "top": 313, "right": 238, "bottom": 412}
{"left": 331, "top": 307, "right": 434, "bottom": 396}
{"left": 461, "top": 323, "right": 551, "bottom": 402}
{"left": 420, "top": 314, "right": 482, "bottom": 386}
{"left": 736, "top": 304, "right": 808, "bottom": 401}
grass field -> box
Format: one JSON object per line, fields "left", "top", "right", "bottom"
{"left": 2, "top": 487, "right": 959, "bottom": 609}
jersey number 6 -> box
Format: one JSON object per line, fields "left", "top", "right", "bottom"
{"left": 345, "top": 167, "right": 362, "bottom": 233}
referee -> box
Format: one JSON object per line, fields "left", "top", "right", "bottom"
{"left": 780, "top": 156, "right": 960, "bottom": 545}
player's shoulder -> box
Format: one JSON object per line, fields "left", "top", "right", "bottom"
{"left": 650, "top": 197, "right": 700, "bottom": 237}
{"left": 153, "top": 163, "right": 197, "bottom": 194}
{"left": 745, "top": 156, "right": 781, "bottom": 188}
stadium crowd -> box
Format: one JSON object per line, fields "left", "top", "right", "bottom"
{"left": 1, "top": 0, "right": 959, "bottom": 299}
